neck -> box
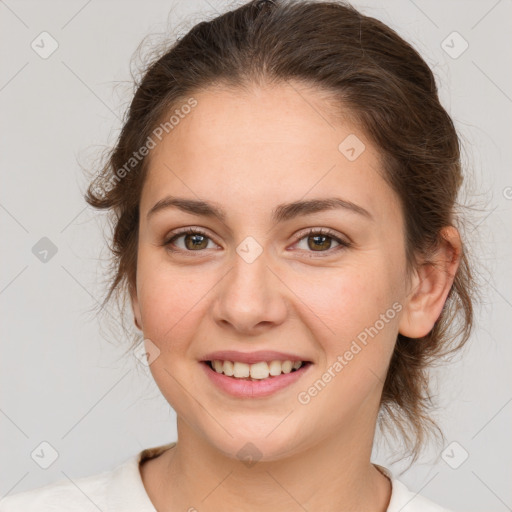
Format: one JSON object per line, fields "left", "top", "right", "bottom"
{"left": 141, "top": 417, "right": 392, "bottom": 512}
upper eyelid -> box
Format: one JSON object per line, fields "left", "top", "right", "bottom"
{"left": 164, "top": 227, "right": 217, "bottom": 244}
{"left": 294, "top": 226, "right": 345, "bottom": 240}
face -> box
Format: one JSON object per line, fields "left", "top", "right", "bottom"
{"left": 131, "top": 82, "right": 411, "bottom": 461}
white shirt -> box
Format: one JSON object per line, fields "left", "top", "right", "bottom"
{"left": 0, "top": 442, "right": 454, "bottom": 511}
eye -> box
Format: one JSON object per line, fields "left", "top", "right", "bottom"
{"left": 163, "top": 228, "right": 218, "bottom": 253}
{"left": 292, "top": 228, "right": 351, "bottom": 255}
{"left": 162, "top": 227, "right": 351, "bottom": 256}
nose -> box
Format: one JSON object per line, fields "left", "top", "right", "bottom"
{"left": 212, "top": 248, "right": 288, "bottom": 335}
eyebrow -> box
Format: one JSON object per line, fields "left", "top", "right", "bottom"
{"left": 146, "top": 195, "right": 373, "bottom": 224}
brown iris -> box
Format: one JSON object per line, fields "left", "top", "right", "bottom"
{"left": 184, "top": 233, "right": 209, "bottom": 250}
{"left": 308, "top": 234, "right": 332, "bottom": 251}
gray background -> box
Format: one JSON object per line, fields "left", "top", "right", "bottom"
{"left": 1, "top": 1, "right": 511, "bottom": 511}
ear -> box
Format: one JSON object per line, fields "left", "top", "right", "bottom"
{"left": 129, "top": 284, "right": 143, "bottom": 331}
{"left": 398, "top": 226, "right": 462, "bottom": 339}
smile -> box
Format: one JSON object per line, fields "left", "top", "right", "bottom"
{"left": 201, "top": 360, "right": 313, "bottom": 398}
{"left": 209, "top": 359, "right": 305, "bottom": 379}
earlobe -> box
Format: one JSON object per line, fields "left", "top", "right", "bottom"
{"left": 398, "top": 226, "right": 461, "bottom": 339}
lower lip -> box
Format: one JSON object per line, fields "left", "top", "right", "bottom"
{"left": 201, "top": 361, "right": 312, "bottom": 398}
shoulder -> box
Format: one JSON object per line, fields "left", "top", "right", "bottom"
{"left": 0, "top": 449, "right": 157, "bottom": 512}
{"left": 375, "top": 464, "right": 456, "bottom": 512}
{"left": 388, "top": 479, "right": 455, "bottom": 512}
{"left": 0, "top": 469, "right": 114, "bottom": 512}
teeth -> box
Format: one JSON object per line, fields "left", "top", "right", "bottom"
{"left": 281, "top": 360, "right": 293, "bottom": 374}
{"left": 210, "top": 359, "right": 305, "bottom": 379}
{"left": 233, "top": 361, "right": 250, "bottom": 378}
{"left": 268, "top": 360, "right": 282, "bottom": 376}
{"left": 250, "top": 361, "right": 269, "bottom": 379}
{"left": 223, "top": 360, "right": 234, "bottom": 376}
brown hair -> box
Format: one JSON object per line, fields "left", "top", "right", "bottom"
{"left": 86, "top": 0, "right": 478, "bottom": 465}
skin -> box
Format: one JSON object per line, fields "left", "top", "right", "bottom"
{"left": 130, "top": 81, "right": 461, "bottom": 512}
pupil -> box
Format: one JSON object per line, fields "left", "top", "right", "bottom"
{"left": 186, "top": 234, "right": 207, "bottom": 250}
{"left": 309, "top": 235, "right": 330, "bottom": 251}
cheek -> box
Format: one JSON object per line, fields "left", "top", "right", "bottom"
{"left": 135, "top": 257, "right": 216, "bottom": 408}
{"left": 290, "top": 264, "right": 395, "bottom": 337}
{"left": 289, "top": 262, "right": 400, "bottom": 386}
{"left": 136, "top": 252, "right": 217, "bottom": 349}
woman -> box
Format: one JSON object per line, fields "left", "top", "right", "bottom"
{"left": 1, "top": 0, "right": 476, "bottom": 510}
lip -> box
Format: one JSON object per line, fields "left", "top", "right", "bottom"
{"left": 200, "top": 350, "right": 311, "bottom": 365}
{"left": 201, "top": 360, "right": 313, "bottom": 398}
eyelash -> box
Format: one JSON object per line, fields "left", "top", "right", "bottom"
{"left": 162, "top": 227, "right": 351, "bottom": 256}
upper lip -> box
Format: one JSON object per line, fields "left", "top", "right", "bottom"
{"left": 201, "top": 350, "right": 311, "bottom": 365}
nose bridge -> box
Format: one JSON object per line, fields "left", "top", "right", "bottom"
{"left": 213, "top": 238, "right": 286, "bottom": 331}
{"left": 228, "top": 241, "right": 271, "bottom": 304}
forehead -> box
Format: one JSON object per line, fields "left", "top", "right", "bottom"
{"left": 141, "top": 82, "right": 400, "bottom": 225}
